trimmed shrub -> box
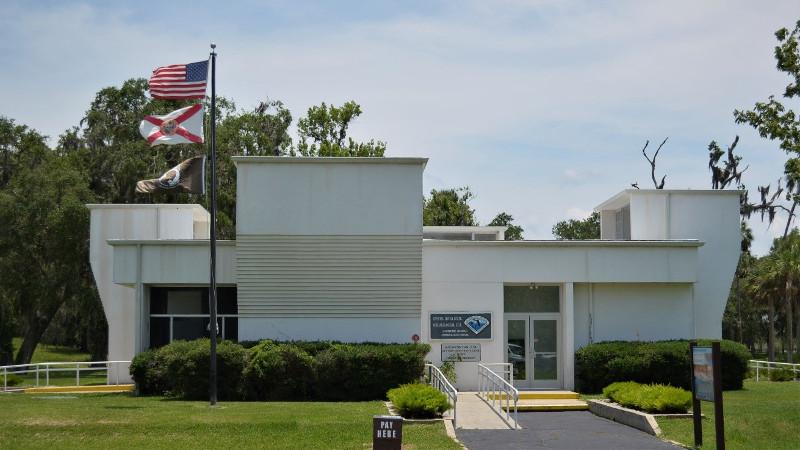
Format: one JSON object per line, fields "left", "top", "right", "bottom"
{"left": 243, "top": 341, "right": 315, "bottom": 400}
{"left": 315, "top": 343, "right": 430, "bottom": 401}
{"left": 130, "top": 339, "right": 428, "bottom": 401}
{"left": 603, "top": 381, "right": 691, "bottom": 414}
{"left": 130, "top": 339, "right": 246, "bottom": 400}
{"left": 130, "top": 348, "right": 168, "bottom": 395}
{"left": 387, "top": 383, "right": 450, "bottom": 418}
{"left": 575, "top": 339, "right": 751, "bottom": 393}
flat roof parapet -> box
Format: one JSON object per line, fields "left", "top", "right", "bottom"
{"left": 231, "top": 156, "right": 428, "bottom": 167}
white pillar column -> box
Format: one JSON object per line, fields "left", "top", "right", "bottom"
{"left": 563, "top": 282, "right": 575, "bottom": 391}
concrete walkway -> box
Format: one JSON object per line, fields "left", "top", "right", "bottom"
{"left": 456, "top": 392, "right": 518, "bottom": 430}
{"left": 456, "top": 411, "right": 681, "bottom": 450}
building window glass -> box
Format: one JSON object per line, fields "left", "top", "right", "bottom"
{"left": 149, "top": 287, "right": 238, "bottom": 348}
{"left": 504, "top": 285, "right": 560, "bottom": 313}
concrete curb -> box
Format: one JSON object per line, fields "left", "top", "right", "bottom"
{"left": 587, "top": 400, "right": 662, "bottom": 436}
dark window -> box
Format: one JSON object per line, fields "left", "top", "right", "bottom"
{"left": 148, "top": 286, "right": 238, "bottom": 349}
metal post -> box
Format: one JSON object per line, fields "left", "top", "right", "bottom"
{"left": 208, "top": 43, "right": 219, "bottom": 406}
{"left": 116, "top": 362, "right": 120, "bottom": 385}
{"left": 690, "top": 340, "right": 702, "bottom": 448}
{"left": 76, "top": 363, "right": 80, "bottom": 386}
{"left": 712, "top": 341, "right": 726, "bottom": 450}
{"left": 36, "top": 365, "right": 39, "bottom": 387}
{"left": 46, "top": 364, "right": 49, "bottom": 385}
{"left": 3, "top": 367, "right": 6, "bottom": 391}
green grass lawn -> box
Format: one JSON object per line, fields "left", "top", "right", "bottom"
{"left": 657, "top": 380, "right": 800, "bottom": 450}
{"left": 6, "top": 338, "right": 104, "bottom": 388}
{"left": 11, "top": 337, "right": 91, "bottom": 363}
{"left": 0, "top": 393, "right": 460, "bottom": 450}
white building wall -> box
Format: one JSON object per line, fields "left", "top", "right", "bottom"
{"left": 233, "top": 157, "right": 426, "bottom": 343}
{"left": 590, "top": 283, "right": 694, "bottom": 342}
{"left": 422, "top": 242, "right": 700, "bottom": 390}
{"left": 87, "top": 204, "right": 208, "bottom": 383}
{"left": 627, "top": 191, "right": 740, "bottom": 338}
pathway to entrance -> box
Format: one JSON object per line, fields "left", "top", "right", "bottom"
{"left": 455, "top": 392, "right": 517, "bottom": 429}
{"left": 455, "top": 411, "right": 680, "bottom": 450}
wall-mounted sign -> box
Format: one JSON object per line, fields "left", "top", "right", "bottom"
{"left": 441, "top": 343, "right": 481, "bottom": 362}
{"left": 430, "top": 313, "right": 492, "bottom": 339}
{"left": 373, "top": 415, "right": 402, "bottom": 450}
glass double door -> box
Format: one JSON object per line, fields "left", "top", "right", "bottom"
{"left": 505, "top": 314, "right": 561, "bottom": 389}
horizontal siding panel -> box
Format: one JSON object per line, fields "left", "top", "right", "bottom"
{"left": 237, "top": 235, "right": 421, "bottom": 318}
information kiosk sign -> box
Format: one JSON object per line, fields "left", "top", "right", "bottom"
{"left": 690, "top": 341, "right": 725, "bottom": 450}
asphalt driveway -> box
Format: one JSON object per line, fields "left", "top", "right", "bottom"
{"left": 455, "top": 411, "right": 680, "bottom": 450}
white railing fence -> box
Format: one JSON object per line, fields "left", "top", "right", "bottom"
{"left": 477, "top": 363, "right": 519, "bottom": 429}
{"left": 750, "top": 359, "right": 800, "bottom": 382}
{"left": 425, "top": 363, "right": 458, "bottom": 428}
{"left": 1, "top": 361, "right": 131, "bottom": 392}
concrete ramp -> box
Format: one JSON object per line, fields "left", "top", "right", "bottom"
{"left": 456, "top": 392, "right": 518, "bottom": 429}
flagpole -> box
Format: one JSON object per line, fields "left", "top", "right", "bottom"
{"left": 208, "top": 43, "right": 218, "bottom": 406}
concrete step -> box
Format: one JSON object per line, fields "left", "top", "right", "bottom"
{"left": 506, "top": 399, "right": 590, "bottom": 412}
{"left": 489, "top": 390, "right": 581, "bottom": 400}
{"left": 24, "top": 384, "right": 134, "bottom": 394}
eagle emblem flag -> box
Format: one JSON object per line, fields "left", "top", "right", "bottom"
{"left": 139, "top": 104, "right": 204, "bottom": 146}
{"left": 136, "top": 156, "right": 205, "bottom": 194}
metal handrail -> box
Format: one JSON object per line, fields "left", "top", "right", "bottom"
{"left": 424, "top": 363, "right": 458, "bottom": 428}
{"left": 477, "top": 363, "right": 519, "bottom": 429}
{"left": 481, "top": 362, "right": 514, "bottom": 384}
{"left": 2, "top": 360, "right": 131, "bottom": 391}
{"left": 749, "top": 359, "right": 800, "bottom": 381}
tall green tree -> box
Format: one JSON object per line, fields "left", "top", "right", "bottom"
{"left": 295, "top": 101, "right": 385, "bottom": 157}
{"left": 0, "top": 151, "right": 94, "bottom": 364}
{"left": 423, "top": 187, "right": 478, "bottom": 226}
{"left": 552, "top": 212, "right": 600, "bottom": 240}
{"left": 734, "top": 20, "right": 800, "bottom": 235}
{"left": 489, "top": 212, "right": 524, "bottom": 240}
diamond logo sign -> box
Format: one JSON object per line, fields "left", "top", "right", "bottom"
{"left": 464, "top": 315, "right": 490, "bottom": 335}
{"left": 430, "top": 313, "right": 492, "bottom": 339}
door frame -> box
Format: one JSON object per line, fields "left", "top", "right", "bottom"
{"left": 504, "top": 313, "right": 562, "bottom": 389}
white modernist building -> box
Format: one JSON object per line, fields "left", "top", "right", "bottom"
{"left": 89, "top": 157, "right": 741, "bottom": 390}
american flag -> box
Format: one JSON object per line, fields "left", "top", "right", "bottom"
{"left": 148, "top": 60, "right": 208, "bottom": 100}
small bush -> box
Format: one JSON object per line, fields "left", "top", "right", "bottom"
{"left": 603, "top": 381, "right": 691, "bottom": 414}
{"left": 130, "top": 348, "right": 168, "bottom": 395}
{"left": 243, "top": 341, "right": 315, "bottom": 400}
{"left": 768, "top": 368, "right": 796, "bottom": 382}
{"left": 4, "top": 374, "right": 24, "bottom": 387}
{"left": 576, "top": 339, "right": 751, "bottom": 393}
{"left": 387, "top": 383, "right": 450, "bottom": 418}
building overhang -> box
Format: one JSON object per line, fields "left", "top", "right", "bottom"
{"left": 108, "top": 239, "right": 236, "bottom": 286}
{"left": 422, "top": 239, "right": 702, "bottom": 283}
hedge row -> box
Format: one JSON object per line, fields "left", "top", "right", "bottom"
{"left": 603, "top": 381, "right": 692, "bottom": 414}
{"left": 130, "top": 339, "right": 430, "bottom": 401}
{"left": 575, "top": 339, "right": 751, "bottom": 393}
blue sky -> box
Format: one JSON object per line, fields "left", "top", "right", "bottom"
{"left": 2, "top": 1, "right": 800, "bottom": 254}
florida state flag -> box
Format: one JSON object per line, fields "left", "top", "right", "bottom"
{"left": 136, "top": 156, "right": 205, "bottom": 194}
{"left": 139, "top": 104, "right": 204, "bottom": 146}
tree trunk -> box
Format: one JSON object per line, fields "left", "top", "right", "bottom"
{"left": 787, "top": 279, "right": 795, "bottom": 363}
{"left": 768, "top": 295, "right": 776, "bottom": 362}
{"left": 13, "top": 290, "right": 68, "bottom": 365}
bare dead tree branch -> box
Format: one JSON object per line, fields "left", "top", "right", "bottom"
{"left": 641, "top": 137, "right": 668, "bottom": 189}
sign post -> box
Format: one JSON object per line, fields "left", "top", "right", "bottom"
{"left": 690, "top": 340, "right": 725, "bottom": 450}
{"left": 373, "top": 415, "right": 403, "bottom": 450}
